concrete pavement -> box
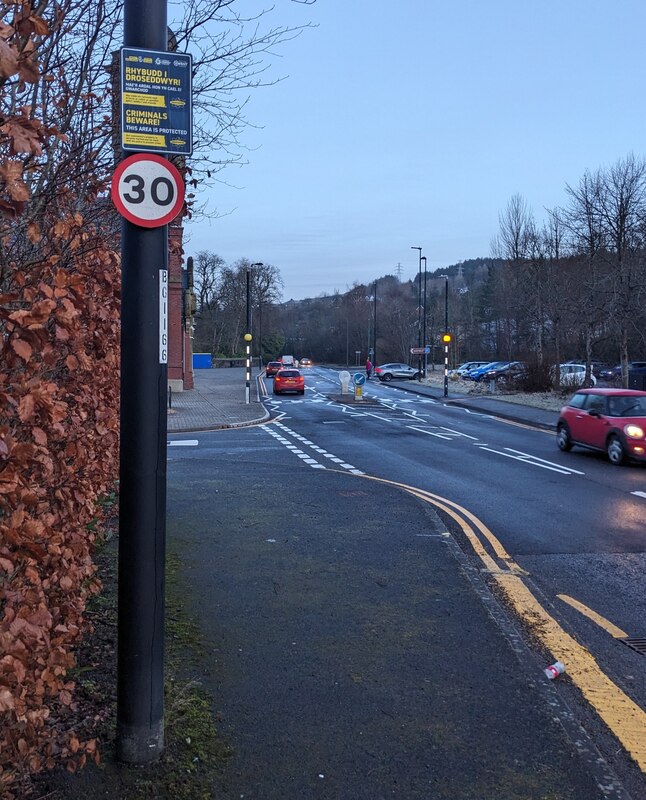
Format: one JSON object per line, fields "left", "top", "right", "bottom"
{"left": 167, "top": 366, "right": 269, "bottom": 432}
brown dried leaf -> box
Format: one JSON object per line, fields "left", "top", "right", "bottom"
{"left": 0, "top": 161, "right": 30, "bottom": 201}
{"left": 0, "top": 687, "right": 15, "bottom": 712}
{"left": 27, "top": 222, "right": 41, "bottom": 243}
{"left": 11, "top": 337, "right": 32, "bottom": 362}
{"left": 17, "top": 393, "right": 35, "bottom": 422}
{"left": 0, "top": 39, "right": 19, "bottom": 79}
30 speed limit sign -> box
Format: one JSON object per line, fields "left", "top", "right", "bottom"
{"left": 111, "top": 153, "right": 185, "bottom": 228}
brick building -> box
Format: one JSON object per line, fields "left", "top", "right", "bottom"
{"left": 167, "top": 217, "right": 195, "bottom": 392}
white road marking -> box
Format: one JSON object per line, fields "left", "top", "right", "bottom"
{"left": 632, "top": 491, "right": 646, "bottom": 499}
{"left": 266, "top": 421, "right": 365, "bottom": 475}
{"left": 407, "top": 426, "right": 453, "bottom": 440}
{"left": 168, "top": 439, "right": 199, "bottom": 447}
{"left": 476, "top": 446, "right": 581, "bottom": 475}
{"left": 504, "top": 447, "right": 585, "bottom": 474}
{"left": 439, "top": 427, "right": 479, "bottom": 440}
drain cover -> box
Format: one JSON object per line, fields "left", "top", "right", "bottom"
{"left": 620, "top": 637, "right": 646, "bottom": 655}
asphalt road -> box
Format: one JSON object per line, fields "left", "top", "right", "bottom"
{"left": 166, "top": 365, "right": 646, "bottom": 799}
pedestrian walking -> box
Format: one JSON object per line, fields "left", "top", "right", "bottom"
{"left": 365, "top": 358, "right": 373, "bottom": 380}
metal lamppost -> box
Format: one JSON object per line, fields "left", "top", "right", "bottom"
{"left": 411, "top": 246, "right": 422, "bottom": 378}
{"left": 250, "top": 262, "right": 263, "bottom": 369}
{"left": 373, "top": 279, "right": 377, "bottom": 366}
{"left": 244, "top": 267, "right": 252, "bottom": 404}
{"left": 443, "top": 274, "right": 450, "bottom": 397}
{"left": 421, "top": 256, "right": 427, "bottom": 377}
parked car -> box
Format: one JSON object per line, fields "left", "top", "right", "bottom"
{"left": 466, "top": 361, "right": 509, "bottom": 382}
{"left": 265, "top": 361, "right": 283, "bottom": 378}
{"left": 273, "top": 369, "right": 305, "bottom": 395}
{"left": 558, "top": 363, "right": 597, "bottom": 387}
{"left": 374, "top": 363, "right": 421, "bottom": 382}
{"left": 562, "top": 361, "right": 609, "bottom": 379}
{"left": 599, "top": 362, "right": 646, "bottom": 382}
{"left": 556, "top": 388, "right": 646, "bottom": 465}
{"left": 450, "top": 361, "right": 490, "bottom": 378}
{"left": 481, "top": 361, "right": 527, "bottom": 384}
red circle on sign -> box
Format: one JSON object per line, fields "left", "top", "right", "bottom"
{"left": 111, "top": 153, "right": 185, "bottom": 228}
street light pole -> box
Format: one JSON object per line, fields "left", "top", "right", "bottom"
{"left": 444, "top": 275, "right": 449, "bottom": 397}
{"left": 411, "top": 246, "right": 422, "bottom": 379}
{"left": 373, "top": 280, "right": 377, "bottom": 366}
{"left": 421, "top": 256, "right": 427, "bottom": 377}
{"left": 245, "top": 267, "right": 252, "bottom": 404}
{"left": 250, "top": 262, "right": 263, "bottom": 370}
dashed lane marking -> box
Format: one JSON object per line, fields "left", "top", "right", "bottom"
{"left": 264, "top": 421, "right": 365, "bottom": 475}
{"left": 168, "top": 439, "right": 199, "bottom": 447}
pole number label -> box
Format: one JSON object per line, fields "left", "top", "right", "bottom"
{"left": 111, "top": 154, "right": 185, "bottom": 228}
{"left": 159, "top": 269, "right": 168, "bottom": 364}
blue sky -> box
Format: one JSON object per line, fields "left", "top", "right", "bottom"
{"left": 184, "top": 0, "right": 646, "bottom": 300}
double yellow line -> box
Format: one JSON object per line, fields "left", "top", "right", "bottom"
{"left": 359, "top": 473, "right": 646, "bottom": 773}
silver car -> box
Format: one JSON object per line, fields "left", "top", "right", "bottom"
{"left": 375, "top": 363, "right": 421, "bottom": 382}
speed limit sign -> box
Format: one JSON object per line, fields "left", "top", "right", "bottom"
{"left": 111, "top": 153, "right": 185, "bottom": 228}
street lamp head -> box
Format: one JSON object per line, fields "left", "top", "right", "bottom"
{"left": 250, "top": 262, "right": 264, "bottom": 268}
{"left": 411, "top": 246, "right": 422, "bottom": 252}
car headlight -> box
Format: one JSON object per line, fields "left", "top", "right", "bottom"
{"left": 624, "top": 424, "right": 645, "bottom": 439}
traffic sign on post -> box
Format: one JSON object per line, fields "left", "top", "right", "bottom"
{"left": 410, "top": 346, "right": 430, "bottom": 355}
{"left": 111, "top": 153, "right": 185, "bottom": 228}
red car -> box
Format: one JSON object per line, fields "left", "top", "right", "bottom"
{"left": 556, "top": 388, "right": 646, "bottom": 465}
{"left": 265, "top": 361, "right": 283, "bottom": 378}
{"left": 273, "top": 369, "right": 305, "bottom": 396}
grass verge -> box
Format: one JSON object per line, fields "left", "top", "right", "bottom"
{"left": 30, "top": 532, "right": 232, "bottom": 799}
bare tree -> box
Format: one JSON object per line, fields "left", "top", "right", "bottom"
{"left": 491, "top": 194, "right": 535, "bottom": 358}
{"left": 595, "top": 154, "right": 646, "bottom": 384}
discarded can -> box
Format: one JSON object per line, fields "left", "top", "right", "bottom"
{"left": 544, "top": 661, "right": 565, "bottom": 680}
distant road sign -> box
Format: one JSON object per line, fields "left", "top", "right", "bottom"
{"left": 410, "top": 346, "right": 430, "bottom": 355}
{"left": 111, "top": 154, "right": 185, "bottom": 228}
